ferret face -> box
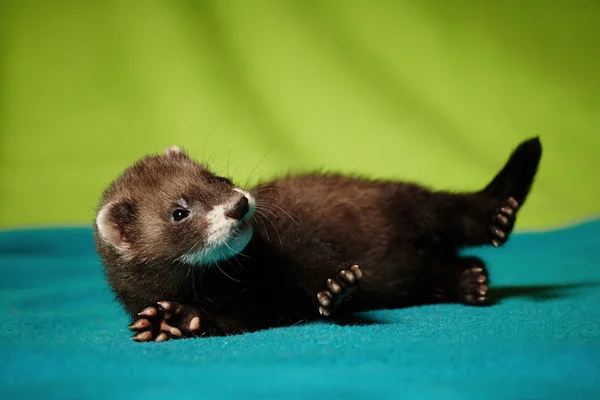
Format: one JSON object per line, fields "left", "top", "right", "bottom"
{"left": 95, "top": 146, "right": 255, "bottom": 267}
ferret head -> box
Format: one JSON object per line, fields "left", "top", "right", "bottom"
{"left": 94, "top": 146, "right": 255, "bottom": 267}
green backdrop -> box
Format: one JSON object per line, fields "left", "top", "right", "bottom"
{"left": 1, "top": 0, "right": 598, "bottom": 229}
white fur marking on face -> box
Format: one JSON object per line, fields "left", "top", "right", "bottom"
{"left": 164, "top": 146, "right": 182, "bottom": 156}
{"left": 180, "top": 225, "right": 253, "bottom": 265}
{"left": 179, "top": 188, "right": 256, "bottom": 266}
{"left": 204, "top": 204, "right": 230, "bottom": 247}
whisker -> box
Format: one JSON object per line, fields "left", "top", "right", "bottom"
{"left": 215, "top": 252, "right": 244, "bottom": 283}
{"left": 255, "top": 211, "right": 282, "bottom": 244}
{"left": 224, "top": 251, "right": 246, "bottom": 273}
{"left": 250, "top": 186, "right": 281, "bottom": 196}
{"left": 256, "top": 201, "right": 300, "bottom": 226}
{"left": 202, "top": 132, "right": 213, "bottom": 160}
{"left": 254, "top": 186, "right": 281, "bottom": 192}
{"left": 256, "top": 206, "right": 280, "bottom": 220}
{"left": 264, "top": 203, "right": 300, "bottom": 225}
{"left": 253, "top": 213, "right": 271, "bottom": 241}
{"left": 244, "top": 148, "right": 274, "bottom": 188}
{"left": 226, "top": 148, "right": 233, "bottom": 178}
{"left": 256, "top": 203, "right": 296, "bottom": 228}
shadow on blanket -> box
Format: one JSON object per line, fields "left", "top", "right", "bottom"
{"left": 489, "top": 282, "right": 600, "bottom": 303}
{"left": 334, "top": 282, "right": 600, "bottom": 327}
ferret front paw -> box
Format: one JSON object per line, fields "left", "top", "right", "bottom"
{"left": 317, "top": 265, "right": 363, "bottom": 317}
{"left": 490, "top": 197, "right": 519, "bottom": 247}
{"left": 129, "top": 301, "right": 201, "bottom": 342}
{"left": 459, "top": 266, "right": 488, "bottom": 306}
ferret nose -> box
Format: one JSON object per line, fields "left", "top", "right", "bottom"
{"left": 225, "top": 196, "right": 249, "bottom": 221}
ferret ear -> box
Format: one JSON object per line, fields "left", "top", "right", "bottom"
{"left": 95, "top": 200, "right": 137, "bottom": 253}
{"left": 164, "top": 146, "right": 189, "bottom": 158}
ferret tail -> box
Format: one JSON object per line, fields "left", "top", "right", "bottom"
{"left": 482, "top": 136, "right": 542, "bottom": 205}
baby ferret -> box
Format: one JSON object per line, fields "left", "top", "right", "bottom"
{"left": 93, "top": 137, "right": 542, "bottom": 342}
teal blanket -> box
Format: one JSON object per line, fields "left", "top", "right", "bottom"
{"left": 1, "top": 221, "right": 599, "bottom": 399}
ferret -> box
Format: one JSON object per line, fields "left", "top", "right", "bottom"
{"left": 93, "top": 138, "right": 542, "bottom": 342}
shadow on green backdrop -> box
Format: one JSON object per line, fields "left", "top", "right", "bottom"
{"left": 1, "top": 0, "right": 599, "bottom": 228}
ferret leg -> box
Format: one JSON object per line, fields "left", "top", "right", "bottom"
{"left": 129, "top": 301, "right": 202, "bottom": 342}
{"left": 431, "top": 256, "right": 489, "bottom": 306}
{"left": 430, "top": 136, "right": 541, "bottom": 248}
{"left": 429, "top": 192, "right": 520, "bottom": 248}
{"left": 316, "top": 265, "right": 363, "bottom": 316}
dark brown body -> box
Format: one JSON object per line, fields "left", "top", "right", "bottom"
{"left": 94, "top": 138, "right": 542, "bottom": 338}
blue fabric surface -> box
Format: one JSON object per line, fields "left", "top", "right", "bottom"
{"left": 1, "top": 221, "right": 599, "bottom": 399}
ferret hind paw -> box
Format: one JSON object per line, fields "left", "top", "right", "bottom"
{"left": 317, "top": 265, "right": 362, "bottom": 317}
{"left": 129, "top": 301, "right": 201, "bottom": 342}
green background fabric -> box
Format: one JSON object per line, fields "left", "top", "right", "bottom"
{"left": 1, "top": 0, "right": 599, "bottom": 228}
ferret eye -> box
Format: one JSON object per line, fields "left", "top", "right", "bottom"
{"left": 172, "top": 209, "right": 191, "bottom": 222}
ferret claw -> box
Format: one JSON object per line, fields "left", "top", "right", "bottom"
{"left": 138, "top": 306, "right": 157, "bottom": 317}
{"left": 492, "top": 228, "right": 505, "bottom": 239}
{"left": 155, "top": 333, "right": 168, "bottom": 342}
{"left": 327, "top": 279, "right": 342, "bottom": 294}
{"left": 317, "top": 291, "right": 332, "bottom": 307}
{"left": 157, "top": 301, "right": 183, "bottom": 314}
{"left": 495, "top": 214, "right": 509, "bottom": 226}
{"left": 129, "top": 318, "right": 150, "bottom": 331}
{"left": 350, "top": 265, "right": 363, "bottom": 279}
{"left": 317, "top": 265, "right": 363, "bottom": 317}
{"left": 478, "top": 284, "right": 488, "bottom": 296}
{"left": 160, "top": 320, "right": 182, "bottom": 337}
{"left": 189, "top": 317, "right": 201, "bottom": 331}
{"left": 339, "top": 270, "right": 355, "bottom": 283}
{"left": 501, "top": 206, "right": 514, "bottom": 216}
{"left": 131, "top": 331, "right": 153, "bottom": 342}
{"left": 318, "top": 306, "right": 331, "bottom": 317}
